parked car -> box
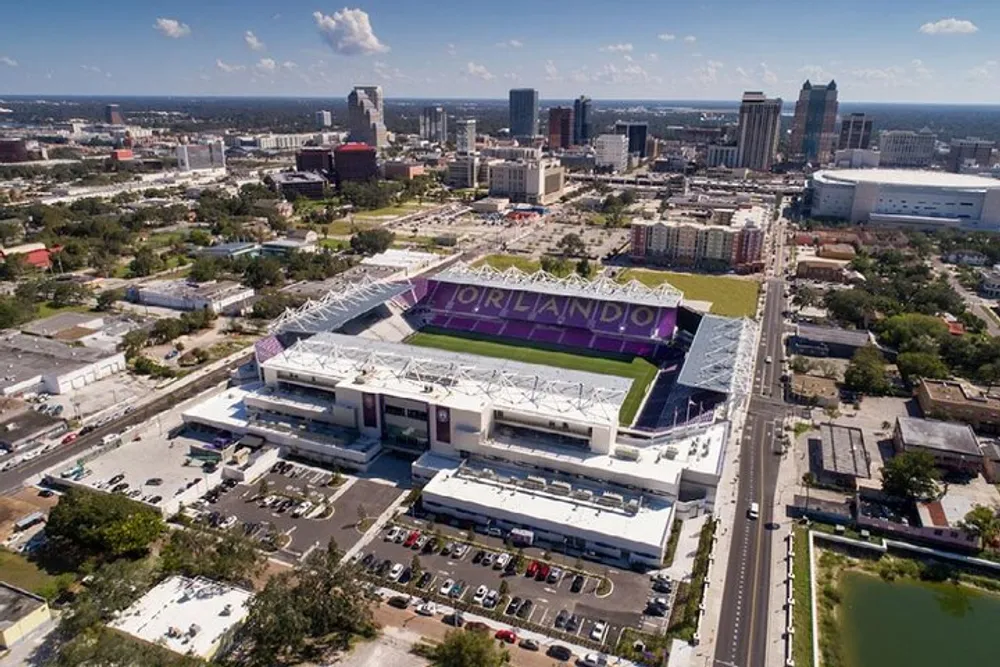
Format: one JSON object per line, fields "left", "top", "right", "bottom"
{"left": 554, "top": 609, "right": 569, "bottom": 629}
{"left": 444, "top": 611, "right": 465, "bottom": 627}
{"left": 416, "top": 601, "right": 436, "bottom": 616}
{"left": 590, "top": 620, "right": 608, "bottom": 642}
{"left": 398, "top": 567, "right": 412, "bottom": 584}
{"left": 416, "top": 572, "right": 433, "bottom": 589}
{"left": 472, "top": 549, "right": 485, "bottom": 564}
{"left": 519, "top": 638, "right": 540, "bottom": 651}
{"left": 494, "top": 553, "right": 511, "bottom": 570}
{"left": 415, "top": 535, "right": 429, "bottom": 550}
{"left": 570, "top": 574, "right": 585, "bottom": 593}
{"left": 546, "top": 644, "right": 573, "bottom": 661}
{"left": 581, "top": 653, "right": 608, "bottom": 667}
{"left": 61, "top": 433, "right": 78, "bottom": 444}
{"left": 526, "top": 561, "right": 539, "bottom": 578}
{"left": 449, "top": 580, "right": 466, "bottom": 598}
{"left": 484, "top": 589, "right": 499, "bottom": 608}
{"left": 516, "top": 599, "right": 533, "bottom": 619}
{"left": 452, "top": 544, "right": 468, "bottom": 559}
{"left": 473, "top": 585, "right": 488, "bottom": 605}
{"left": 565, "top": 615, "right": 580, "bottom": 632}
{"left": 377, "top": 559, "right": 393, "bottom": 577}
{"left": 494, "top": 629, "right": 517, "bottom": 644}
{"left": 505, "top": 596, "right": 522, "bottom": 615}
{"left": 403, "top": 530, "right": 420, "bottom": 548}
{"left": 438, "top": 578, "right": 455, "bottom": 596}
{"left": 361, "top": 553, "right": 376, "bottom": 569}
{"left": 535, "top": 563, "right": 550, "bottom": 581}
{"left": 441, "top": 541, "right": 455, "bottom": 555}
{"left": 388, "top": 595, "right": 409, "bottom": 609}
{"left": 547, "top": 567, "right": 562, "bottom": 584}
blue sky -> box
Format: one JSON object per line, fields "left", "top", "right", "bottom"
{"left": 1, "top": 1, "right": 999, "bottom": 102}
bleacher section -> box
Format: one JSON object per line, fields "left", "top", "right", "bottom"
{"left": 417, "top": 264, "right": 682, "bottom": 357}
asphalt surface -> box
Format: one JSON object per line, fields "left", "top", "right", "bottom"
{"left": 0, "top": 354, "right": 251, "bottom": 496}
{"left": 714, "top": 232, "right": 789, "bottom": 667}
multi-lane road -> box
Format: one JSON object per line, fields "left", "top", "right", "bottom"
{"left": 714, "top": 217, "right": 790, "bottom": 667}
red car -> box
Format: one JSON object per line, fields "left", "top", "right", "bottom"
{"left": 536, "top": 563, "right": 550, "bottom": 581}
{"left": 61, "top": 433, "right": 78, "bottom": 444}
{"left": 403, "top": 530, "right": 420, "bottom": 548}
{"left": 494, "top": 629, "right": 517, "bottom": 644}
{"left": 525, "top": 561, "right": 539, "bottom": 578}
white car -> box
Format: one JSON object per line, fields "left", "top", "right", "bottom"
{"left": 389, "top": 563, "right": 404, "bottom": 581}
{"left": 484, "top": 589, "right": 499, "bottom": 608}
{"left": 582, "top": 653, "right": 608, "bottom": 667}
{"left": 385, "top": 526, "right": 401, "bottom": 542}
{"left": 438, "top": 578, "right": 455, "bottom": 596}
{"left": 494, "top": 553, "right": 511, "bottom": 570}
{"left": 452, "top": 544, "right": 469, "bottom": 559}
{"left": 473, "top": 585, "right": 488, "bottom": 604}
{"left": 416, "top": 602, "right": 436, "bottom": 616}
{"left": 291, "top": 501, "right": 312, "bottom": 518}
{"left": 218, "top": 516, "right": 238, "bottom": 530}
{"left": 590, "top": 620, "right": 608, "bottom": 642}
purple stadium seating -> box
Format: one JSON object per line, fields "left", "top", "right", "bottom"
{"left": 532, "top": 326, "right": 564, "bottom": 344}
{"left": 472, "top": 319, "right": 505, "bottom": 336}
{"left": 561, "top": 329, "right": 594, "bottom": 348}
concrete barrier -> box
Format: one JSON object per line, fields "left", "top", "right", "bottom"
{"left": 784, "top": 531, "right": 796, "bottom": 666}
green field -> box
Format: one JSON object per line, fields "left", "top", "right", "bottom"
{"left": 620, "top": 268, "right": 760, "bottom": 318}
{"left": 473, "top": 254, "right": 542, "bottom": 273}
{"left": 353, "top": 203, "right": 422, "bottom": 219}
{"left": 0, "top": 548, "right": 74, "bottom": 601}
{"left": 406, "top": 328, "right": 657, "bottom": 426}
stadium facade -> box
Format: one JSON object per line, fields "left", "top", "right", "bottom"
{"left": 183, "top": 263, "right": 756, "bottom": 567}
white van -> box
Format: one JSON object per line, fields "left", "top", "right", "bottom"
{"left": 748, "top": 502, "right": 760, "bottom": 520}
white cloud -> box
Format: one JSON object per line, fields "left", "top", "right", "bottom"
{"left": 570, "top": 62, "right": 658, "bottom": 85}
{"left": 683, "top": 35, "right": 697, "bottom": 43}
{"left": 760, "top": 62, "right": 778, "bottom": 85}
{"left": 695, "top": 59, "right": 724, "bottom": 84}
{"left": 216, "top": 59, "right": 245, "bottom": 73}
{"left": 154, "top": 18, "right": 191, "bottom": 39}
{"left": 967, "top": 60, "right": 997, "bottom": 81}
{"left": 465, "top": 61, "right": 495, "bottom": 81}
{"left": 255, "top": 58, "right": 277, "bottom": 73}
{"left": 544, "top": 60, "right": 560, "bottom": 81}
{"left": 313, "top": 7, "right": 389, "bottom": 56}
{"left": 919, "top": 18, "right": 978, "bottom": 35}
{"left": 911, "top": 59, "right": 932, "bottom": 79}
{"left": 657, "top": 33, "right": 676, "bottom": 41}
{"left": 647, "top": 53, "right": 659, "bottom": 62}
{"left": 373, "top": 60, "right": 408, "bottom": 81}
{"left": 503, "top": 72, "right": 520, "bottom": 81}
{"left": 244, "top": 30, "right": 265, "bottom": 51}
{"left": 282, "top": 61, "right": 297, "bottom": 70}
{"left": 496, "top": 39, "right": 523, "bottom": 48}
{"left": 851, "top": 66, "right": 905, "bottom": 84}
{"left": 798, "top": 64, "right": 831, "bottom": 80}
{"left": 446, "top": 43, "right": 457, "bottom": 56}
{"left": 600, "top": 43, "right": 633, "bottom": 53}
{"left": 80, "top": 65, "right": 103, "bottom": 74}
{"left": 0, "top": 56, "right": 17, "bottom": 67}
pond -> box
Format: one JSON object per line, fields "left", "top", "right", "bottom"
{"left": 840, "top": 569, "right": 1000, "bottom": 667}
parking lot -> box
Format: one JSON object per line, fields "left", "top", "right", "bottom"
{"left": 208, "top": 463, "right": 404, "bottom": 562}
{"left": 356, "top": 522, "right": 673, "bottom": 648}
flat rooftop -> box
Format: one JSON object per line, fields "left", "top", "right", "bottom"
{"left": 0, "top": 581, "right": 47, "bottom": 629}
{"left": 110, "top": 575, "right": 251, "bottom": 660}
{"left": 422, "top": 464, "right": 674, "bottom": 554}
{"left": 819, "top": 423, "right": 871, "bottom": 478}
{"left": 896, "top": 416, "right": 981, "bottom": 457}
{"left": 795, "top": 324, "right": 871, "bottom": 348}
{"left": 813, "top": 169, "right": 1000, "bottom": 190}
{"left": 920, "top": 379, "right": 1000, "bottom": 409}
{"left": 0, "top": 332, "right": 120, "bottom": 393}
{"left": 264, "top": 332, "right": 631, "bottom": 425}
{"left": 135, "top": 280, "right": 250, "bottom": 300}
{"left": 20, "top": 312, "right": 103, "bottom": 338}
{"left": 677, "top": 315, "right": 756, "bottom": 395}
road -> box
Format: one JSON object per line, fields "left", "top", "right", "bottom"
{"left": 0, "top": 354, "right": 251, "bottom": 496}
{"left": 932, "top": 259, "right": 1000, "bottom": 337}
{"left": 713, "top": 215, "right": 790, "bottom": 667}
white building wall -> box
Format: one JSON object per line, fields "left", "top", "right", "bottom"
{"left": 47, "top": 352, "right": 127, "bottom": 394}
{"left": 595, "top": 134, "right": 628, "bottom": 172}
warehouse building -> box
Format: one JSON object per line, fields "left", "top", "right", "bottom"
{"left": 126, "top": 280, "right": 254, "bottom": 314}
{"left": 893, "top": 416, "right": 983, "bottom": 476}
{"left": 0, "top": 333, "right": 125, "bottom": 396}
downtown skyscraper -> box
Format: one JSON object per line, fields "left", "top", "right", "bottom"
{"left": 788, "top": 80, "right": 839, "bottom": 164}
{"left": 573, "top": 95, "right": 592, "bottom": 145}
{"left": 736, "top": 92, "right": 782, "bottom": 171}
{"left": 509, "top": 88, "right": 539, "bottom": 138}
{"left": 347, "top": 85, "right": 387, "bottom": 149}
{"left": 419, "top": 106, "right": 448, "bottom": 144}
{"left": 547, "top": 107, "right": 574, "bottom": 149}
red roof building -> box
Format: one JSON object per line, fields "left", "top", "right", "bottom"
{"left": 0, "top": 243, "right": 52, "bottom": 269}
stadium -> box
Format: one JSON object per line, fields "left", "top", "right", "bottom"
{"left": 184, "top": 261, "right": 757, "bottom": 566}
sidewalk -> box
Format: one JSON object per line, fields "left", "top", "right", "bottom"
{"left": 342, "top": 490, "right": 411, "bottom": 563}
{"left": 654, "top": 515, "right": 707, "bottom": 582}
{"left": 765, "top": 421, "right": 802, "bottom": 667}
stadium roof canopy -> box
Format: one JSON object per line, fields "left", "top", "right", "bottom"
{"left": 677, "top": 315, "right": 757, "bottom": 395}
{"left": 268, "top": 277, "right": 410, "bottom": 335}
{"left": 264, "top": 332, "right": 631, "bottom": 424}
{"left": 433, "top": 263, "right": 683, "bottom": 309}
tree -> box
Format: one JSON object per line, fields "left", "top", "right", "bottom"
{"left": 0, "top": 253, "right": 30, "bottom": 281}
{"left": 96, "top": 288, "right": 123, "bottom": 312}
{"left": 350, "top": 228, "right": 395, "bottom": 255}
{"left": 575, "top": 257, "right": 593, "bottom": 278}
{"left": 160, "top": 528, "right": 265, "bottom": 587}
{"left": 46, "top": 488, "right": 164, "bottom": 560}
{"left": 881, "top": 450, "right": 940, "bottom": 500}
{"left": 410, "top": 554, "right": 422, "bottom": 580}
{"left": 119, "top": 330, "right": 148, "bottom": 359}
{"left": 188, "top": 256, "right": 220, "bottom": 282}
{"left": 498, "top": 579, "right": 509, "bottom": 597}
{"left": 896, "top": 351, "right": 949, "bottom": 383}
{"left": 188, "top": 228, "right": 214, "bottom": 246}
{"left": 242, "top": 256, "right": 284, "bottom": 289}
{"left": 252, "top": 291, "right": 304, "bottom": 319}
{"left": 540, "top": 255, "right": 570, "bottom": 277}
{"left": 959, "top": 505, "right": 1000, "bottom": 548}
{"left": 427, "top": 629, "right": 510, "bottom": 667}
{"left": 556, "top": 233, "right": 587, "bottom": 258}
{"left": 57, "top": 558, "right": 159, "bottom": 638}
{"left": 843, "top": 345, "right": 890, "bottom": 395}
{"left": 878, "top": 313, "right": 949, "bottom": 354}
{"left": 128, "top": 246, "right": 164, "bottom": 277}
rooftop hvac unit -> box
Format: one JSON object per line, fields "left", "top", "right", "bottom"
{"left": 573, "top": 488, "right": 594, "bottom": 501}
{"left": 497, "top": 476, "right": 512, "bottom": 485}
{"left": 480, "top": 468, "right": 496, "bottom": 479}
{"left": 625, "top": 499, "right": 640, "bottom": 513}
{"left": 614, "top": 446, "right": 640, "bottom": 461}
{"left": 597, "top": 492, "right": 624, "bottom": 508}
{"left": 523, "top": 476, "right": 546, "bottom": 489}
{"left": 664, "top": 447, "right": 678, "bottom": 460}
{"left": 549, "top": 480, "right": 572, "bottom": 495}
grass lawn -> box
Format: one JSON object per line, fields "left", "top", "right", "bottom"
{"left": 472, "top": 254, "right": 542, "bottom": 273}
{"left": 144, "top": 231, "right": 186, "bottom": 249}
{"left": 619, "top": 268, "right": 760, "bottom": 318}
{"left": 324, "top": 219, "right": 374, "bottom": 236}
{"left": 353, "top": 204, "right": 420, "bottom": 219}
{"left": 0, "top": 548, "right": 75, "bottom": 601}
{"left": 35, "top": 302, "right": 93, "bottom": 320}
{"left": 792, "top": 527, "right": 814, "bottom": 667}
{"left": 406, "top": 328, "right": 657, "bottom": 426}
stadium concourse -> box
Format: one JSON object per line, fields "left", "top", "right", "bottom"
{"left": 187, "top": 262, "right": 757, "bottom": 568}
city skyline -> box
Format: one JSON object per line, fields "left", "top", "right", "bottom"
{"left": 1, "top": 2, "right": 1000, "bottom": 103}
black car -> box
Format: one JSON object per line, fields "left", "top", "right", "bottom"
{"left": 422, "top": 538, "right": 437, "bottom": 554}
{"left": 398, "top": 567, "right": 412, "bottom": 584}
{"left": 505, "top": 596, "right": 522, "bottom": 615}
{"left": 564, "top": 615, "right": 580, "bottom": 632}
{"left": 376, "top": 559, "right": 393, "bottom": 577}
{"left": 546, "top": 645, "right": 573, "bottom": 661}
{"left": 361, "top": 553, "right": 376, "bottom": 568}
{"left": 504, "top": 559, "right": 517, "bottom": 575}
{"left": 570, "top": 574, "right": 585, "bottom": 593}
{"left": 554, "top": 609, "right": 569, "bottom": 629}
{"left": 148, "top": 495, "right": 162, "bottom": 504}
{"left": 443, "top": 611, "right": 465, "bottom": 627}
{"left": 516, "top": 599, "right": 533, "bottom": 619}
{"left": 472, "top": 549, "right": 485, "bottom": 564}
{"left": 416, "top": 571, "right": 433, "bottom": 589}
{"left": 388, "top": 595, "right": 409, "bottom": 609}
{"left": 109, "top": 474, "right": 125, "bottom": 485}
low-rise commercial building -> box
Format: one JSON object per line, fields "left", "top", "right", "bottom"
{"left": 446, "top": 154, "right": 479, "bottom": 188}
{"left": 789, "top": 324, "right": 873, "bottom": 359}
{"left": 488, "top": 158, "right": 565, "bottom": 205}
{"left": 126, "top": 280, "right": 254, "bottom": 314}
{"left": 383, "top": 161, "right": 425, "bottom": 180}
{"left": 271, "top": 171, "right": 327, "bottom": 200}
{"left": 788, "top": 373, "right": 839, "bottom": 408}
{"left": 0, "top": 333, "right": 125, "bottom": 397}
{"left": 295, "top": 146, "right": 334, "bottom": 174}
{"left": 916, "top": 379, "right": 1000, "bottom": 432}
{"left": 796, "top": 259, "right": 847, "bottom": 282}
{"left": 980, "top": 267, "right": 1000, "bottom": 298}
{"left": 817, "top": 423, "right": 870, "bottom": 488}
{"left": 893, "top": 416, "right": 983, "bottom": 476}
{"left": 0, "top": 582, "right": 50, "bottom": 649}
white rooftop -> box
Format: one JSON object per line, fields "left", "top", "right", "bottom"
{"left": 361, "top": 248, "right": 440, "bottom": 270}
{"left": 434, "top": 262, "right": 683, "bottom": 309}
{"left": 110, "top": 576, "right": 251, "bottom": 660}
{"left": 263, "top": 332, "right": 630, "bottom": 425}
{"left": 813, "top": 169, "right": 1000, "bottom": 190}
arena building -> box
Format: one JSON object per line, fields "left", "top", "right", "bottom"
{"left": 808, "top": 169, "right": 1000, "bottom": 231}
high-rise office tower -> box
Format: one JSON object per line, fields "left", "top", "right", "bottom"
{"left": 419, "top": 106, "right": 448, "bottom": 143}
{"left": 347, "top": 85, "right": 387, "bottom": 149}
{"left": 547, "top": 107, "right": 574, "bottom": 149}
{"left": 614, "top": 122, "right": 649, "bottom": 157}
{"left": 177, "top": 141, "right": 227, "bottom": 171}
{"left": 879, "top": 129, "right": 937, "bottom": 168}
{"left": 736, "top": 92, "right": 783, "bottom": 171}
{"left": 508, "top": 88, "right": 539, "bottom": 138}
{"left": 788, "top": 80, "right": 839, "bottom": 163}
{"left": 105, "top": 104, "right": 125, "bottom": 125}
{"left": 573, "top": 96, "right": 592, "bottom": 145}
{"left": 947, "top": 137, "right": 995, "bottom": 172}
{"left": 315, "top": 110, "right": 333, "bottom": 128}
{"left": 455, "top": 119, "right": 476, "bottom": 155}
{"left": 838, "top": 113, "right": 873, "bottom": 150}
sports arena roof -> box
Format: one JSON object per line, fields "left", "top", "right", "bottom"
{"left": 812, "top": 169, "right": 1000, "bottom": 190}
{"left": 268, "top": 277, "right": 410, "bottom": 335}
{"left": 677, "top": 315, "right": 757, "bottom": 395}
{"left": 263, "top": 332, "right": 631, "bottom": 424}
{"left": 433, "top": 263, "right": 683, "bottom": 309}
